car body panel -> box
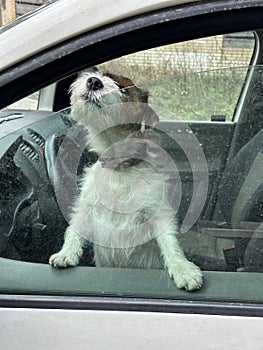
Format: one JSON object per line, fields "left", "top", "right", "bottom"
{"left": 0, "top": 0, "right": 197, "bottom": 71}
{"left": 1, "top": 308, "right": 263, "bottom": 350}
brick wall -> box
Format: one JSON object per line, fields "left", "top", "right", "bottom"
{"left": 0, "top": 0, "right": 50, "bottom": 26}
{"left": 0, "top": 0, "right": 16, "bottom": 26}
{"left": 102, "top": 33, "right": 255, "bottom": 82}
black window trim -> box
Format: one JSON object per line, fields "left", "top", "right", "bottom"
{"left": 1, "top": 294, "right": 263, "bottom": 318}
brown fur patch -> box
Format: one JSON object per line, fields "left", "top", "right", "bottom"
{"left": 103, "top": 72, "right": 156, "bottom": 131}
{"left": 104, "top": 72, "right": 149, "bottom": 104}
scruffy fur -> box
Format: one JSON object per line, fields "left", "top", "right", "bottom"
{"left": 49, "top": 71, "right": 202, "bottom": 291}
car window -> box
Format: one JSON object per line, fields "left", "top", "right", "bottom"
{"left": 99, "top": 32, "right": 256, "bottom": 121}
{"left": 5, "top": 32, "right": 256, "bottom": 118}
{"left": 7, "top": 91, "right": 39, "bottom": 110}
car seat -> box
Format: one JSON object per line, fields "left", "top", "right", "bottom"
{"left": 216, "top": 127, "right": 263, "bottom": 271}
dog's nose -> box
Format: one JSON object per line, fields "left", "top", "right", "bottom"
{"left": 87, "top": 77, "right": 104, "bottom": 91}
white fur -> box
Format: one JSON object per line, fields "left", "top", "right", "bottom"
{"left": 49, "top": 72, "right": 202, "bottom": 291}
{"left": 69, "top": 71, "right": 120, "bottom": 105}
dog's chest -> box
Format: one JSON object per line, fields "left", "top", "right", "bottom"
{"left": 94, "top": 240, "right": 163, "bottom": 269}
{"left": 81, "top": 161, "right": 163, "bottom": 215}
{"left": 71, "top": 161, "right": 171, "bottom": 249}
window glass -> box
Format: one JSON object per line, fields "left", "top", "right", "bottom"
{"left": 6, "top": 32, "right": 256, "bottom": 117}
{"left": 7, "top": 91, "right": 39, "bottom": 110}
{"left": 99, "top": 32, "right": 256, "bottom": 121}
{"left": 1, "top": 32, "right": 263, "bottom": 304}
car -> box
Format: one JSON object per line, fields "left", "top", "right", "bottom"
{"left": 1, "top": 0, "right": 263, "bottom": 348}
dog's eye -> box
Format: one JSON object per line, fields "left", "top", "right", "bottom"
{"left": 120, "top": 88, "right": 129, "bottom": 95}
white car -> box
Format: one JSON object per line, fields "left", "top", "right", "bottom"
{"left": 1, "top": 0, "right": 263, "bottom": 349}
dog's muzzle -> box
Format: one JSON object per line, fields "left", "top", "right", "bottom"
{"left": 86, "top": 76, "right": 104, "bottom": 91}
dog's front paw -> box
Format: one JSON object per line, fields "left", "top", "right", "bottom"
{"left": 168, "top": 261, "right": 203, "bottom": 291}
{"left": 49, "top": 248, "right": 83, "bottom": 268}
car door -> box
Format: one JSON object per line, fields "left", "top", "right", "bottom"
{"left": 1, "top": 1, "right": 263, "bottom": 350}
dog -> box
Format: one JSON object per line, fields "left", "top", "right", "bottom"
{"left": 49, "top": 71, "right": 203, "bottom": 291}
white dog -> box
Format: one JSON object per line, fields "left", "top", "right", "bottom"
{"left": 49, "top": 71, "right": 202, "bottom": 291}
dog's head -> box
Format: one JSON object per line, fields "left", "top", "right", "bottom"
{"left": 69, "top": 71, "right": 120, "bottom": 106}
{"left": 69, "top": 71, "right": 159, "bottom": 133}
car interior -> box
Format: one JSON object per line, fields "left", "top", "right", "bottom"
{"left": 0, "top": 27, "right": 263, "bottom": 303}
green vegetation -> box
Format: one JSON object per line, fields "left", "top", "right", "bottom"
{"left": 142, "top": 68, "right": 248, "bottom": 121}
{"left": 100, "top": 58, "right": 249, "bottom": 122}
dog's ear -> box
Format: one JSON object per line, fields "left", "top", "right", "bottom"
{"left": 104, "top": 72, "right": 133, "bottom": 88}
{"left": 104, "top": 71, "right": 159, "bottom": 130}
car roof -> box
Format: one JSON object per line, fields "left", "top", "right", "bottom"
{"left": 0, "top": 0, "right": 197, "bottom": 72}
